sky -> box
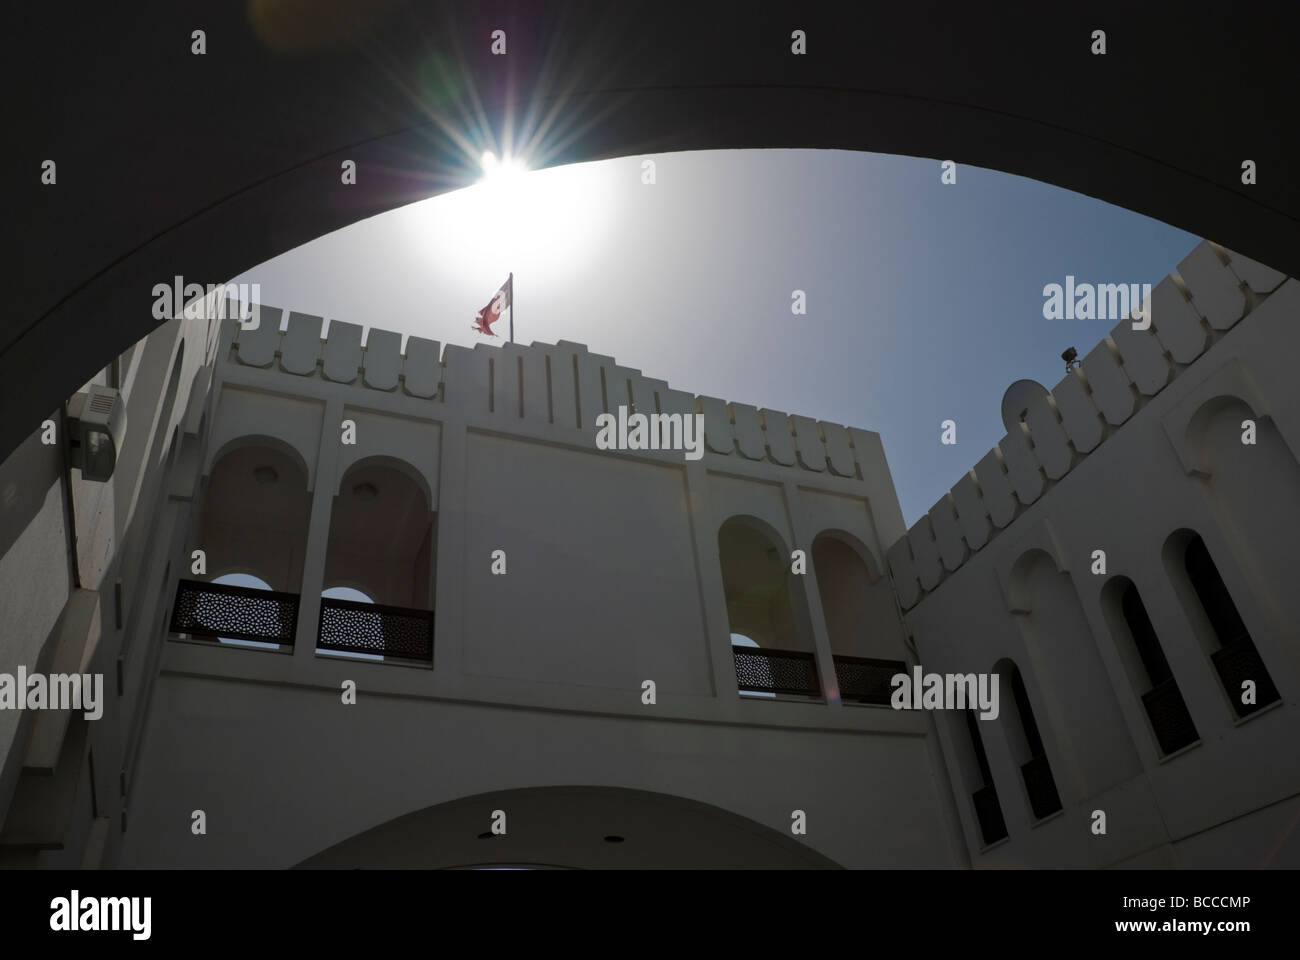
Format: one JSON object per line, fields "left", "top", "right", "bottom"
{"left": 228, "top": 149, "right": 1199, "bottom": 525}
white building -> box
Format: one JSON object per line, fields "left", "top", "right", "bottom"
{"left": 890, "top": 241, "right": 1300, "bottom": 867}
{"left": 0, "top": 239, "right": 1294, "bottom": 868}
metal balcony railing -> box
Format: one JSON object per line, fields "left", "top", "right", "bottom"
{"left": 169, "top": 578, "right": 299, "bottom": 645}
{"left": 732, "top": 647, "right": 821, "bottom": 697}
{"left": 1211, "top": 638, "right": 1280, "bottom": 718}
{"left": 317, "top": 597, "right": 434, "bottom": 662}
{"left": 833, "top": 655, "right": 907, "bottom": 705}
{"left": 1141, "top": 677, "right": 1199, "bottom": 755}
{"left": 971, "top": 784, "right": 1008, "bottom": 846}
{"left": 1020, "top": 754, "right": 1063, "bottom": 820}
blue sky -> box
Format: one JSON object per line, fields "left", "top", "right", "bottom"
{"left": 229, "top": 149, "right": 1198, "bottom": 525}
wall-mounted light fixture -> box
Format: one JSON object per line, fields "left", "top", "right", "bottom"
{"left": 66, "top": 385, "right": 127, "bottom": 481}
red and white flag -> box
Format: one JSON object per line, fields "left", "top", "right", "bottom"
{"left": 471, "top": 274, "right": 512, "bottom": 337}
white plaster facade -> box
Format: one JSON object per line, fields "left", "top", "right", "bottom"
{"left": 0, "top": 239, "right": 1294, "bottom": 868}
{"left": 0, "top": 288, "right": 955, "bottom": 868}
{"left": 889, "top": 242, "right": 1300, "bottom": 867}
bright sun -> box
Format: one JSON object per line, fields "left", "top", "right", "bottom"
{"left": 479, "top": 151, "right": 527, "bottom": 187}
{"left": 403, "top": 152, "right": 618, "bottom": 289}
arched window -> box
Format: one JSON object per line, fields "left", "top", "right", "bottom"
{"left": 198, "top": 441, "right": 312, "bottom": 594}
{"left": 1184, "top": 397, "right": 1300, "bottom": 632}
{"left": 1006, "top": 549, "right": 1141, "bottom": 788}
{"left": 964, "top": 709, "right": 1008, "bottom": 846}
{"left": 170, "top": 440, "right": 311, "bottom": 649}
{"left": 319, "top": 459, "right": 436, "bottom": 663}
{"left": 718, "top": 517, "right": 820, "bottom": 700}
{"left": 1103, "top": 577, "right": 1199, "bottom": 755}
{"left": 1182, "top": 533, "right": 1280, "bottom": 717}
{"left": 998, "top": 660, "right": 1062, "bottom": 820}
{"left": 812, "top": 532, "right": 908, "bottom": 705}
{"left": 810, "top": 534, "right": 903, "bottom": 657}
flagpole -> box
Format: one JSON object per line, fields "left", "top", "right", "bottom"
{"left": 509, "top": 272, "right": 514, "bottom": 344}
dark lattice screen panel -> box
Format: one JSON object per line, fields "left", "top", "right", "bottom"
{"left": 169, "top": 579, "right": 299, "bottom": 645}
{"left": 834, "top": 656, "right": 907, "bottom": 705}
{"left": 733, "top": 647, "right": 820, "bottom": 697}
{"left": 971, "top": 784, "right": 1009, "bottom": 846}
{"left": 1212, "top": 640, "right": 1281, "bottom": 718}
{"left": 317, "top": 598, "right": 434, "bottom": 661}
{"left": 1141, "top": 677, "right": 1200, "bottom": 755}
{"left": 1020, "top": 755, "right": 1063, "bottom": 820}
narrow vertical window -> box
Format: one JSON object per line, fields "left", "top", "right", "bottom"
{"left": 1185, "top": 535, "right": 1280, "bottom": 717}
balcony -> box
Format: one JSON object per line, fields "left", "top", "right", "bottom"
{"left": 169, "top": 578, "right": 299, "bottom": 646}
{"left": 1140, "top": 677, "right": 1199, "bottom": 755}
{"left": 317, "top": 597, "right": 435, "bottom": 662}
{"left": 1211, "top": 639, "right": 1280, "bottom": 718}
{"left": 732, "top": 647, "right": 821, "bottom": 698}
{"left": 1019, "top": 754, "right": 1062, "bottom": 820}
{"left": 833, "top": 655, "right": 906, "bottom": 705}
{"left": 971, "top": 784, "right": 1008, "bottom": 846}
{"left": 169, "top": 580, "right": 435, "bottom": 661}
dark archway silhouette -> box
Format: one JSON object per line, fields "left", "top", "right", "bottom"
{"left": 7, "top": 3, "right": 1297, "bottom": 465}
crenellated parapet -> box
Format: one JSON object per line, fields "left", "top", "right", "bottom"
{"left": 225, "top": 306, "right": 885, "bottom": 481}
{"left": 886, "top": 241, "right": 1290, "bottom": 610}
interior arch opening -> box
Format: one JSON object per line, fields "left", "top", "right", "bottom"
{"left": 171, "top": 441, "right": 311, "bottom": 649}
{"left": 318, "top": 458, "right": 436, "bottom": 663}
{"left": 811, "top": 531, "right": 907, "bottom": 705}
{"left": 297, "top": 785, "right": 841, "bottom": 869}
{"left": 718, "top": 516, "right": 820, "bottom": 700}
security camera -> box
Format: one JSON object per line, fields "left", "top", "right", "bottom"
{"left": 67, "top": 385, "right": 127, "bottom": 481}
